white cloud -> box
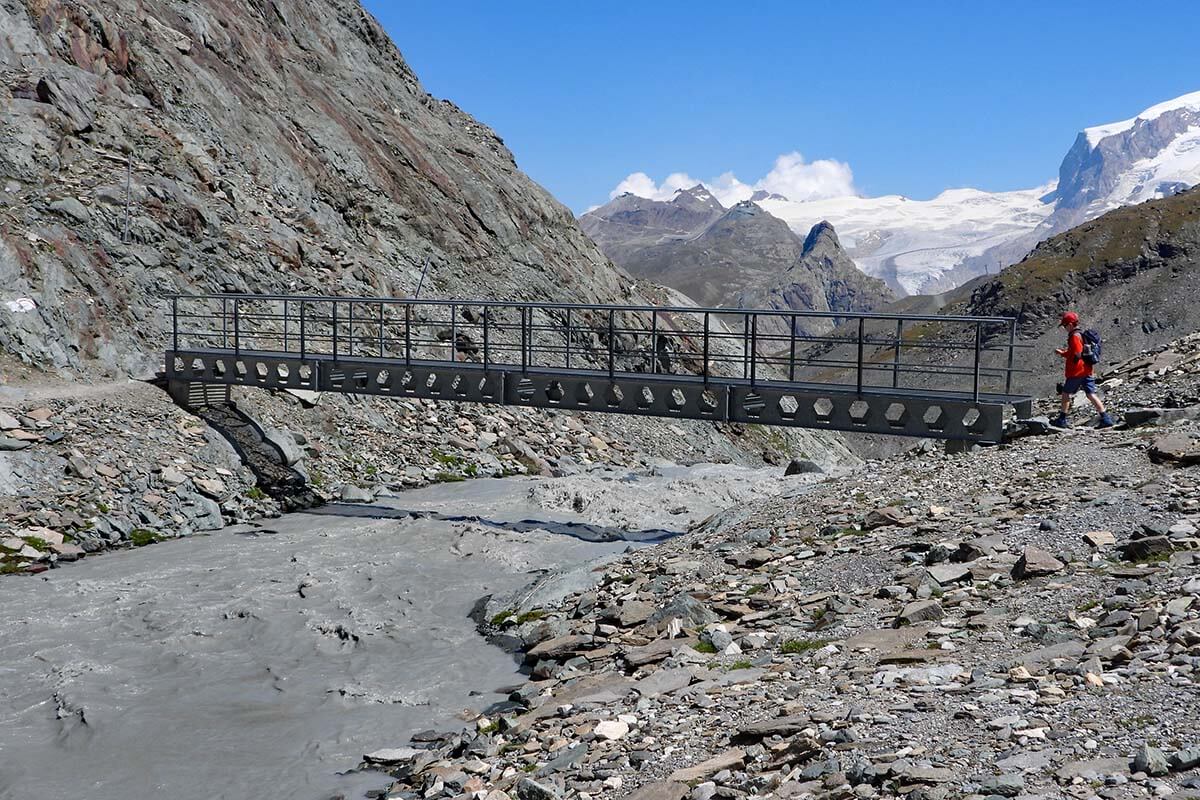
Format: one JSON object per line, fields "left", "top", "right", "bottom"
{"left": 605, "top": 151, "right": 857, "bottom": 207}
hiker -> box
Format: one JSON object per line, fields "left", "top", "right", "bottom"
{"left": 1052, "top": 311, "right": 1114, "bottom": 429}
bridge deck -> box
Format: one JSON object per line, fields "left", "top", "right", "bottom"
{"left": 164, "top": 294, "right": 1033, "bottom": 443}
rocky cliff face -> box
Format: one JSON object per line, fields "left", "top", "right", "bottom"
{"left": 0, "top": 0, "right": 644, "bottom": 377}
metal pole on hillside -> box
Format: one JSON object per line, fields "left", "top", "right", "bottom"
{"left": 414, "top": 257, "right": 431, "bottom": 298}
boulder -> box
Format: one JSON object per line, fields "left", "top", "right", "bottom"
{"left": 1133, "top": 744, "right": 1170, "bottom": 777}
{"left": 1118, "top": 536, "right": 1174, "bottom": 562}
{"left": 865, "top": 506, "right": 905, "bottom": 529}
{"left": 784, "top": 458, "right": 823, "bottom": 476}
{"left": 339, "top": 485, "right": 375, "bottom": 503}
{"left": 895, "top": 600, "right": 943, "bottom": 627}
{"left": 1012, "top": 546, "right": 1064, "bottom": 579}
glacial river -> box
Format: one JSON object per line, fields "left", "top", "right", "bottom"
{"left": 0, "top": 464, "right": 805, "bottom": 800}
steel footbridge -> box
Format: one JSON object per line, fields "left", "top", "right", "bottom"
{"left": 165, "top": 294, "right": 1032, "bottom": 443}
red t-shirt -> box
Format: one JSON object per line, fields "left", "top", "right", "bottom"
{"left": 1064, "top": 330, "right": 1092, "bottom": 379}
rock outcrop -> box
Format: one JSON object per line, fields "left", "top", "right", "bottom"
{"left": 0, "top": 0, "right": 647, "bottom": 376}
{"left": 582, "top": 190, "right": 893, "bottom": 334}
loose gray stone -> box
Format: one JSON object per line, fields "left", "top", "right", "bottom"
{"left": 1133, "top": 744, "right": 1171, "bottom": 777}
{"left": 978, "top": 773, "right": 1024, "bottom": 797}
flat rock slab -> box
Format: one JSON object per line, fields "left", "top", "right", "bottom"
{"left": 1056, "top": 757, "right": 1130, "bottom": 782}
{"left": 624, "top": 638, "right": 697, "bottom": 667}
{"left": 732, "top": 715, "right": 811, "bottom": 744}
{"left": 1017, "top": 639, "right": 1087, "bottom": 672}
{"left": 633, "top": 667, "right": 695, "bottom": 698}
{"left": 927, "top": 563, "right": 972, "bottom": 585}
{"left": 626, "top": 781, "right": 689, "bottom": 800}
{"left": 527, "top": 634, "right": 594, "bottom": 660}
{"left": 668, "top": 748, "right": 746, "bottom": 785}
{"left": 1150, "top": 432, "right": 1200, "bottom": 465}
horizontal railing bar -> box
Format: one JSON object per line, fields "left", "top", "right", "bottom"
{"left": 166, "top": 293, "right": 1020, "bottom": 325}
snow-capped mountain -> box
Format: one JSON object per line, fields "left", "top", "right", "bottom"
{"left": 591, "top": 91, "right": 1200, "bottom": 296}
{"left": 754, "top": 184, "right": 1056, "bottom": 295}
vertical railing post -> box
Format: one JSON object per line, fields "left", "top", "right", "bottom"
{"left": 893, "top": 319, "right": 903, "bottom": 389}
{"left": 450, "top": 303, "right": 457, "bottom": 363}
{"left": 483, "top": 306, "right": 490, "bottom": 371}
{"left": 742, "top": 313, "right": 750, "bottom": 380}
{"left": 404, "top": 303, "right": 412, "bottom": 367}
{"left": 607, "top": 308, "right": 615, "bottom": 380}
{"left": 332, "top": 300, "right": 339, "bottom": 360}
{"left": 379, "top": 303, "right": 385, "bottom": 358}
{"left": 521, "top": 307, "right": 530, "bottom": 373}
{"left": 347, "top": 301, "right": 354, "bottom": 358}
{"left": 283, "top": 299, "right": 289, "bottom": 353}
{"left": 564, "top": 308, "right": 571, "bottom": 370}
{"left": 1005, "top": 320, "right": 1016, "bottom": 396}
{"left": 650, "top": 310, "right": 658, "bottom": 374}
{"left": 856, "top": 317, "right": 865, "bottom": 395}
{"left": 221, "top": 297, "right": 228, "bottom": 349}
{"left": 171, "top": 296, "right": 179, "bottom": 352}
{"left": 749, "top": 313, "right": 758, "bottom": 386}
{"left": 788, "top": 315, "right": 797, "bottom": 382}
{"left": 973, "top": 322, "right": 983, "bottom": 402}
{"left": 702, "top": 312, "right": 710, "bottom": 385}
{"left": 233, "top": 298, "right": 240, "bottom": 356}
{"left": 299, "top": 301, "right": 306, "bottom": 359}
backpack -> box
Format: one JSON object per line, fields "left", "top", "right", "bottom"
{"left": 1080, "top": 329, "right": 1103, "bottom": 365}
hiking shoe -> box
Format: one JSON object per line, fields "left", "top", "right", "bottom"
{"left": 1097, "top": 413, "right": 1115, "bottom": 429}
{"left": 1050, "top": 414, "right": 1070, "bottom": 429}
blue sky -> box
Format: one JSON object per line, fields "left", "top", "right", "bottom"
{"left": 365, "top": 1, "right": 1200, "bottom": 212}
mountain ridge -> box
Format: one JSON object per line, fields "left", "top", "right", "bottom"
{"left": 595, "top": 90, "right": 1200, "bottom": 297}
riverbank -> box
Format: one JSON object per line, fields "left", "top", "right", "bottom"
{"left": 0, "top": 460, "right": 815, "bottom": 800}
{"left": 372, "top": 337, "right": 1200, "bottom": 800}
{"left": 0, "top": 366, "right": 856, "bottom": 577}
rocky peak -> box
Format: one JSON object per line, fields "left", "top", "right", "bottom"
{"left": 801, "top": 220, "right": 842, "bottom": 257}
{"left": 750, "top": 190, "right": 788, "bottom": 202}
{"left": 672, "top": 183, "right": 724, "bottom": 212}
{"left": 1050, "top": 91, "right": 1200, "bottom": 223}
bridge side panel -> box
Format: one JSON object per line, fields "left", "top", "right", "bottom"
{"left": 504, "top": 372, "right": 728, "bottom": 422}
{"left": 727, "top": 386, "right": 1005, "bottom": 443}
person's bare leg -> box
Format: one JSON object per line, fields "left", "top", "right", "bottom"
{"left": 1060, "top": 394, "right": 1072, "bottom": 415}
{"left": 1086, "top": 392, "right": 1106, "bottom": 414}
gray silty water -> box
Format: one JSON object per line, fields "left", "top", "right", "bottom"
{"left": 0, "top": 464, "right": 812, "bottom": 800}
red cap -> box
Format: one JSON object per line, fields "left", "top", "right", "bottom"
{"left": 1060, "top": 311, "right": 1079, "bottom": 327}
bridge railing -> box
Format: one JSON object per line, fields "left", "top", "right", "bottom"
{"left": 168, "top": 294, "right": 1026, "bottom": 402}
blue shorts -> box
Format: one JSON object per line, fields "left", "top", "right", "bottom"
{"left": 1063, "top": 376, "right": 1098, "bottom": 395}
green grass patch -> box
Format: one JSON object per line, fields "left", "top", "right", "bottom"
{"left": 1, "top": 561, "right": 27, "bottom": 575}
{"left": 245, "top": 486, "right": 267, "bottom": 501}
{"left": 781, "top": 638, "right": 832, "bottom": 655}
{"left": 22, "top": 536, "right": 49, "bottom": 552}
{"left": 490, "top": 610, "right": 515, "bottom": 626}
{"left": 728, "top": 659, "right": 753, "bottom": 671}
{"left": 129, "top": 528, "right": 166, "bottom": 547}
{"left": 694, "top": 641, "right": 718, "bottom": 654}
{"left": 477, "top": 721, "right": 500, "bottom": 735}
{"left": 435, "top": 472, "right": 466, "bottom": 483}
{"left": 515, "top": 609, "right": 547, "bottom": 625}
